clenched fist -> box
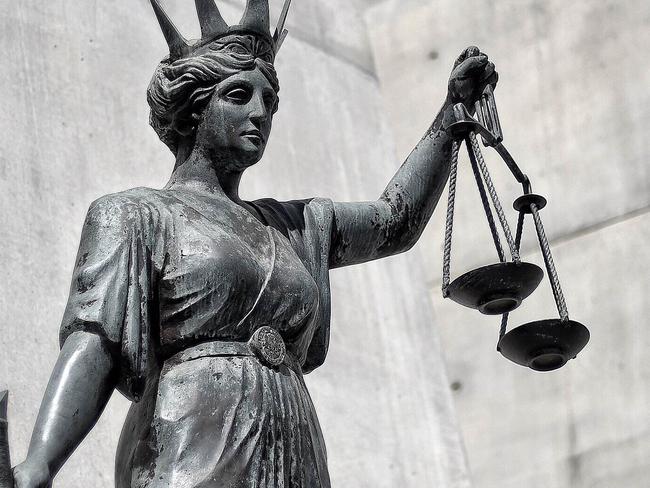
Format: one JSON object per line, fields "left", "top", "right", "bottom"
{"left": 447, "top": 46, "right": 498, "bottom": 111}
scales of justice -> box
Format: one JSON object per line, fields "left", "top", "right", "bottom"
{"left": 442, "top": 87, "right": 590, "bottom": 372}
{"left": 0, "top": 0, "right": 589, "bottom": 485}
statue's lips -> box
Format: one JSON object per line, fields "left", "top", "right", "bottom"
{"left": 241, "top": 129, "right": 265, "bottom": 144}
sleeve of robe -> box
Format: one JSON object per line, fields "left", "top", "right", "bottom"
{"left": 59, "top": 192, "right": 159, "bottom": 402}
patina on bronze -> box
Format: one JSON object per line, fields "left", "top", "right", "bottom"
{"left": 248, "top": 325, "right": 287, "bottom": 367}
{"left": 8, "top": 1, "right": 500, "bottom": 486}
{"left": 0, "top": 392, "right": 10, "bottom": 488}
{"left": 442, "top": 86, "right": 590, "bottom": 372}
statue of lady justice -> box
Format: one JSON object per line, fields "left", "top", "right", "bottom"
{"left": 8, "top": 1, "right": 497, "bottom": 486}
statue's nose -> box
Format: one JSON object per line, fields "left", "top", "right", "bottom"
{"left": 249, "top": 93, "right": 269, "bottom": 126}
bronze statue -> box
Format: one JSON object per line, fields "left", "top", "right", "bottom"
{"left": 8, "top": 1, "right": 497, "bottom": 486}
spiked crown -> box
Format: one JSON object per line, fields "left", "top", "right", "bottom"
{"left": 150, "top": 0, "right": 292, "bottom": 61}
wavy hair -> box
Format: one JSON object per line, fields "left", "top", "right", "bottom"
{"left": 147, "top": 34, "right": 280, "bottom": 156}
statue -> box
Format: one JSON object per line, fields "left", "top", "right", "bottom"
{"left": 6, "top": 1, "right": 498, "bottom": 486}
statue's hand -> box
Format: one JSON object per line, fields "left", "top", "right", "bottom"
{"left": 447, "top": 46, "right": 498, "bottom": 111}
{"left": 12, "top": 460, "right": 52, "bottom": 488}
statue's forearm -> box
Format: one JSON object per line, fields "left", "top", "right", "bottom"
{"left": 378, "top": 98, "right": 455, "bottom": 251}
{"left": 331, "top": 48, "right": 498, "bottom": 269}
{"left": 329, "top": 99, "right": 456, "bottom": 268}
{"left": 18, "top": 331, "right": 116, "bottom": 480}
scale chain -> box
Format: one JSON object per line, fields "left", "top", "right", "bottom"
{"left": 499, "top": 312, "right": 509, "bottom": 343}
{"left": 467, "top": 138, "right": 507, "bottom": 263}
{"left": 530, "top": 203, "right": 569, "bottom": 320}
{"left": 498, "top": 214, "right": 526, "bottom": 348}
{"left": 515, "top": 211, "right": 525, "bottom": 251}
{"left": 442, "top": 140, "right": 461, "bottom": 295}
{"left": 468, "top": 132, "right": 521, "bottom": 263}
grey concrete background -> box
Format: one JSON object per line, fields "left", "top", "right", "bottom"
{"left": 2, "top": 0, "right": 648, "bottom": 487}
{"left": 0, "top": 1, "right": 470, "bottom": 487}
{"left": 367, "top": 0, "right": 650, "bottom": 487}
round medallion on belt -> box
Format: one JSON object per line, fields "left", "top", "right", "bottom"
{"left": 249, "top": 326, "right": 287, "bottom": 367}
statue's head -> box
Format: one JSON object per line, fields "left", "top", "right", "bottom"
{"left": 147, "top": 0, "right": 291, "bottom": 170}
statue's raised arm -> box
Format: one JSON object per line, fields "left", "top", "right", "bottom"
{"left": 329, "top": 46, "right": 498, "bottom": 268}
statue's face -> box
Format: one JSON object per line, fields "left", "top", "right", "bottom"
{"left": 196, "top": 66, "right": 277, "bottom": 171}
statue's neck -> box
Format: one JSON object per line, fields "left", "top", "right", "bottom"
{"left": 167, "top": 147, "right": 244, "bottom": 203}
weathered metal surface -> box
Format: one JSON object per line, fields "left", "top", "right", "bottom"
{"left": 0, "top": 391, "right": 12, "bottom": 488}
{"left": 7, "top": 3, "right": 497, "bottom": 487}
{"left": 249, "top": 325, "right": 288, "bottom": 366}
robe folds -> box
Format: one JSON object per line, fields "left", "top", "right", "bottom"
{"left": 60, "top": 187, "right": 335, "bottom": 487}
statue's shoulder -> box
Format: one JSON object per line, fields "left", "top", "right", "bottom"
{"left": 89, "top": 187, "right": 168, "bottom": 210}
{"left": 86, "top": 187, "right": 167, "bottom": 225}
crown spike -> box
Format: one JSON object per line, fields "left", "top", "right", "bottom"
{"left": 150, "top": 0, "right": 191, "bottom": 60}
{"left": 274, "top": 0, "right": 292, "bottom": 40}
{"left": 239, "top": 0, "right": 270, "bottom": 34}
{"left": 195, "top": 0, "right": 229, "bottom": 39}
{"left": 275, "top": 29, "right": 289, "bottom": 52}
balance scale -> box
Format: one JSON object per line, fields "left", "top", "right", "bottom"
{"left": 442, "top": 86, "right": 590, "bottom": 372}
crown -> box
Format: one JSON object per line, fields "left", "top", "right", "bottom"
{"left": 150, "top": 0, "right": 293, "bottom": 62}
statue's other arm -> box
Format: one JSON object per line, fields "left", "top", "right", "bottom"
{"left": 329, "top": 46, "right": 497, "bottom": 269}
{"left": 12, "top": 331, "right": 116, "bottom": 488}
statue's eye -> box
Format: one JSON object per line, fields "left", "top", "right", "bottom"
{"left": 264, "top": 92, "right": 278, "bottom": 113}
{"left": 225, "top": 86, "right": 252, "bottom": 104}
{"left": 229, "top": 44, "right": 249, "bottom": 55}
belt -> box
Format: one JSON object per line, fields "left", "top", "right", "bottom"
{"left": 168, "top": 326, "right": 299, "bottom": 371}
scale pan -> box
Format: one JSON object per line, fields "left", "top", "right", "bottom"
{"left": 446, "top": 262, "right": 543, "bottom": 315}
{"left": 498, "top": 319, "right": 590, "bottom": 371}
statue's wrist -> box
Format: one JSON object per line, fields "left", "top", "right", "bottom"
{"left": 20, "top": 457, "right": 48, "bottom": 472}
{"left": 13, "top": 456, "right": 54, "bottom": 486}
{"left": 439, "top": 100, "right": 457, "bottom": 133}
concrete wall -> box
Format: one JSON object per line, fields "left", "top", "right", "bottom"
{"left": 0, "top": 1, "right": 471, "bottom": 487}
{"left": 366, "top": 1, "right": 650, "bottom": 486}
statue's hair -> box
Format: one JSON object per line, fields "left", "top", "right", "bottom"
{"left": 147, "top": 35, "right": 280, "bottom": 155}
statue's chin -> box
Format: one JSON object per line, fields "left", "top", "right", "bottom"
{"left": 226, "top": 148, "right": 265, "bottom": 172}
